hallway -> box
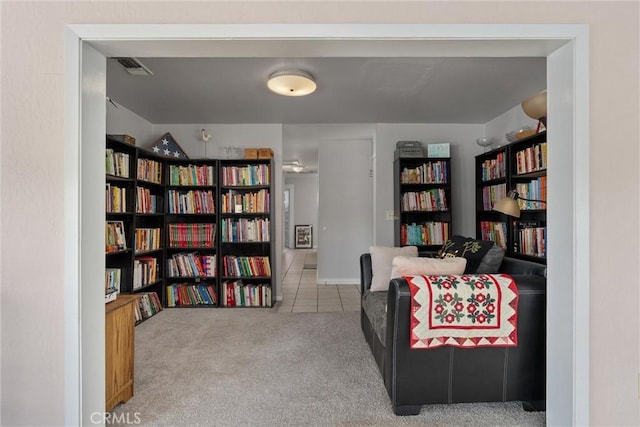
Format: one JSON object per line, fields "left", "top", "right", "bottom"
{"left": 276, "top": 248, "right": 361, "bottom": 313}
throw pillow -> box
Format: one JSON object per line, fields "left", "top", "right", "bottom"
{"left": 476, "top": 244, "right": 506, "bottom": 274}
{"left": 390, "top": 256, "right": 467, "bottom": 278}
{"left": 369, "top": 245, "right": 418, "bottom": 292}
{"left": 437, "top": 235, "right": 495, "bottom": 274}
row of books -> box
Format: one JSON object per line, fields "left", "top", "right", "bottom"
{"left": 480, "top": 152, "right": 506, "bottom": 182}
{"left": 221, "top": 218, "right": 270, "bottom": 243}
{"left": 221, "top": 165, "right": 270, "bottom": 186}
{"left": 134, "top": 292, "right": 163, "bottom": 323}
{"left": 400, "top": 189, "right": 448, "bottom": 212}
{"left": 105, "top": 268, "right": 121, "bottom": 303}
{"left": 222, "top": 280, "right": 271, "bottom": 307}
{"left": 137, "top": 158, "right": 162, "bottom": 184}
{"left": 167, "top": 190, "right": 215, "bottom": 214}
{"left": 105, "top": 220, "right": 127, "bottom": 253}
{"left": 106, "top": 149, "right": 130, "bottom": 178}
{"left": 480, "top": 221, "right": 507, "bottom": 249}
{"left": 400, "top": 222, "right": 449, "bottom": 246}
{"left": 222, "top": 255, "right": 271, "bottom": 277}
{"left": 168, "top": 164, "right": 215, "bottom": 186}
{"left": 135, "top": 228, "right": 161, "bottom": 253}
{"left": 515, "top": 142, "right": 547, "bottom": 175}
{"left": 136, "top": 186, "right": 161, "bottom": 214}
{"left": 166, "top": 283, "right": 217, "bottom": 307}
{"left": 168, "top": 252, "right": 216, "bottom": 277}
{"left": 221, "top": 189, "right": 270, "bottom": 214}
{"left": 106, "top": 184, "right": 127, "bottom": 213}
{"left": 515, "top": 224, "right": 546, "bottom": 258}
{"left": 133, "top": 256, "right": 159, "bottom": 290}
{"left": 168, "top": 223, "right": 216, "bottom": 248}
{"left": 515, "top": 177, "right": 547, "bottom": 210}
{"left": 400, "top": 161, "right": 448, "bottom": 184}
{"left": 481, "top": 183, "right": 507, "bottom": 211}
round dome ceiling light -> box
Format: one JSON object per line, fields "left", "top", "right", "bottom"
{"left": 267, "top": 70, "right": 317, "bottom": 97}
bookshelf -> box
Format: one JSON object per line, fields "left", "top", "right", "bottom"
{"left": 219, "top": 159, "right": 274, "bottom": 307}
{"left": 165, "top": 160, "right": 219, "bottom": 308}
{"left": 105, "top": 136, "right": 276, "bottom": 310}
{"left": 106, "top": 136, "right": 164, "bottom": 323}
{"left": 475, "top": 131, "right": 547, "bottom": 263}
{"left": 394, "top": 156, "right": 452, "bottom": 251}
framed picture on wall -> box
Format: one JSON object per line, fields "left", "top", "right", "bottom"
{"left": 295, "top": 225, "right": 313, "bottom": 249}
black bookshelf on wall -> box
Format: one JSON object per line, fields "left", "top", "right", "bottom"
{"left": 105, "top": 135, "right": 275, "bottom": 314}
{"left": 475, "top": 131, "right": 547, "bottom": 264}
{"left": 393, "top": 156, "right": 452, "bottom": 251}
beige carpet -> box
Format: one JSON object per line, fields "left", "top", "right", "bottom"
{"left": 110, "top": 308, "right": 545, "bottom": 426}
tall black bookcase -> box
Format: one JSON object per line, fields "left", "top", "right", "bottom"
{"left": 475, "top": 131, "right": 547, "bottom": 264}
{"left": 105, "top": 135, "right": 275, "bottom": 312}
{"left": 394, "top": 156, "right": 452, "bottom": 251}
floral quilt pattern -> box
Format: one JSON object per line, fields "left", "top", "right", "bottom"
{"left": 407, "top": 274, "right": 518, "bottom": 349}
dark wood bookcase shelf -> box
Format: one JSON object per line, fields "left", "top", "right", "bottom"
{"left": 393, "top": 156, "right": 452, "bottom": 251}
{"left": 105, "top": 136, "right": 275, "bottom": 314}
{"left": 475, "top": 131, "right": 547, "bottom": 264}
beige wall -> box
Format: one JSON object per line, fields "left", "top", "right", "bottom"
{"left": 1, "top": 1, "right": 638, "bottom": 426}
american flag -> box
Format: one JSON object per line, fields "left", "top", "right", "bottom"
{"left": 149, "top": 132, "right": 189, "bottom": 159}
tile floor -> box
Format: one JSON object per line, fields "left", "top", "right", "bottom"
{"left": 274, "top": 248, "right": 361, "bottom": 313}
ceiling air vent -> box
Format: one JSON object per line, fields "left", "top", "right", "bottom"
{"left": 113, "top": 57, "right": 153, "bottom": 76}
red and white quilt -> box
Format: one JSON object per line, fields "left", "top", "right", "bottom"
{"left": 407, "top": 274, "right": 518, "bottom": 349}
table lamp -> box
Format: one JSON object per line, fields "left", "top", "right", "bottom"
{"left": 493, "top": 190, "right": 546, "bottom": 218}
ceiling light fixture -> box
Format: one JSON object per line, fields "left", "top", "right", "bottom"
{"left": 267, "top": 69, "right": 317, "bottom": 97}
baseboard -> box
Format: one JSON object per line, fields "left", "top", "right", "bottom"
{"left": 316, "top": 278, "right": 359, "bottom": 285}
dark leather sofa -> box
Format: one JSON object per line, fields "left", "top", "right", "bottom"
{"left": 360, "top": 253, "right": 547, "bottom": 415}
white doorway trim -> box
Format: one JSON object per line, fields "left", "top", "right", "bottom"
{"left": 65, "top": 24, "right": 589, "bottom": 426}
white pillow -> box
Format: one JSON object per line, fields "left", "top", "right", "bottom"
{"left": 390, "top": 256, "right": 467, "bottom": 278}
{"left": 369, "top": 246, "right": 418, "bottom": 292}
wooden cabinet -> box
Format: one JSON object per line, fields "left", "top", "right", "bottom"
{"left": 105, "top": 295, "right": 139, "bottom": 411}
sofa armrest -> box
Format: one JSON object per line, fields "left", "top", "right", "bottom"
{"left": 360, "top": 253, "right": 373, "bottom": 293}
{"left": 499, "top": 256, "right": 546, "bottom": 277}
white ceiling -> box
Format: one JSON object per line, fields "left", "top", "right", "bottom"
{"left": 101, "top": 37, "right": 550, "bottom": 172}
{"left": 107, "top": 56, "right": 546, "bottom": 124}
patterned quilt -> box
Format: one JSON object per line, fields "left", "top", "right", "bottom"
{"left": 407, "top": 274, "right": 518, "bottom": 349}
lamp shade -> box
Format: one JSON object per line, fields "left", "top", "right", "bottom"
{"left": 267, "top": 70, "right": 316, "bottom": 96}
{"left": 493, "top": 190, "right": 522, "bottom": 218}
{"left": 521, "top": 91, "right": 547, "bottom": 125}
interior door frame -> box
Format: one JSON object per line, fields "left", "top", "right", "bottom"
{"left": 64, "top": 24, "right": 589, "bottom": 426}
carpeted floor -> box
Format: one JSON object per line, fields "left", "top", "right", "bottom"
{"left": 111, "top": 309, "right": 545, "bottom": 426}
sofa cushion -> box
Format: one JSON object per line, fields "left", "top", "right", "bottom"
{"left": 362, "top": 290, "right": 388, "bottom": 344}
{"left": 390, "top": 256, "right": 467, "bottom": 278}
{"left": 438, "top": 235, "right": 503, "bottom": 274}
{"left": 369, "top": 245, "right": 418, "bottom": 292}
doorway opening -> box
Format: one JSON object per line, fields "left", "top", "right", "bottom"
{"left": 66, "top": 24, "right": 589, "bottom": 426}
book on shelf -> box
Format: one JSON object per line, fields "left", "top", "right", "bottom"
{"left": 105, "top": 220, "right": 127, "bottom": 253}
{"left": 400, "top": 160, "right": 448, "bottom": 184}
{"left": 222, "top": 280, "right": 271, "bottom": 307}
{"left": 168, "top": 223, "right": 216, "bottom": 248}
{"left": 221, "top": 189, "right": 270, "bottom": 214}
{"left": 167, "top": 189, "right": 215, "bottom": 214}
{"left": 480, "top": 221, "right": 507, "bottom": 249}
{"left": 222, "top": 255, "right": 271, "bottom": 277}
{"left": 168, "top": 164, "right": 215, "bottom": 186}
{"left": 137, "top": 158, "right": 163, "bottom": 184}
{"left": 514, "top": 177, "right": 547, "bottom": 210}
{"left": 133, "top": 256, "right": 159, "bottom": 290}
{"left": 400, "top": 222, "right": 449, "bottom": 246}
{"left": 481, "top": 184, "right": 506, "bottom": 211}
{"left": 166, "top": 283, "right": 217, "bottom": 307}
{"left": 512, "top": 221, "right": 546, "bottom": 257}
{"left": 221, "top": 218, "right": 270, "bottom": 242}
{"left": 480, "top": 152, "right": 506, "bottom": 181}
{"left": 106, "top": 183, "right": 127, "bottom": 213}
{"left": 401, "top": 188, "right": 448, "bottom": 211}
{"left": 135, "top": 228, "right": 161, "bottom": 252}
{"left": 106, "top": 148, "right": 131, "bottom": 178}
{"left": 167, "top": 252, "right": 216, "bottom": 277}
{"left": 136, "top": 187, "right": 161, "bottom": 214}
{"left": 133, "top": 292, "right": 163, "bottom": 323}
{"left": 222, "top": 164, "right": 271, "bottom": 186}
{"left": 515, "top": 142, "right": 548, "bottom": 174}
